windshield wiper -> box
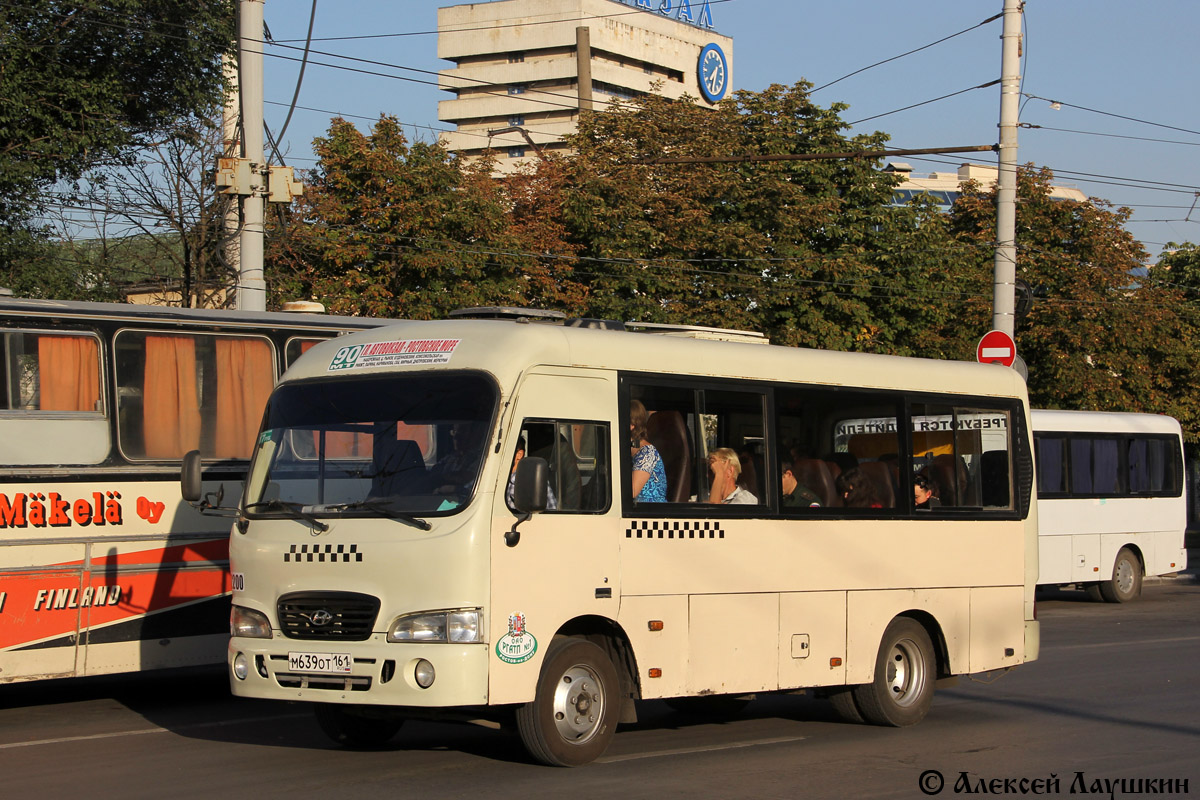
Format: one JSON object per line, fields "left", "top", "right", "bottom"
{"left": 307, "top": 499, "right": 432, "bottom": 531}
{"left": 243, "top": 499, "right": 329, "bottom": 532}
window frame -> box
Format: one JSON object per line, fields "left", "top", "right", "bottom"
{"left": 619, "top": 370, "right": 1030, "bottom": 521}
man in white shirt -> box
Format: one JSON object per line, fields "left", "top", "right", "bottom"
{"left": 707, "top": 447, "right": 758, "bottom": 505}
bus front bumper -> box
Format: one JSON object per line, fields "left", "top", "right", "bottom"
{"left": 228, "top": 635, "right": 490, "bottom": 708}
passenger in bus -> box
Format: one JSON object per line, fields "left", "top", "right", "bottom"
{"left": 835, "top": 467, "right": 883, "bottom": 508}
{"left": 630, "top": 399, "right": 667, "bottom": 503}
{"left": 707, "top": 447, "right": 758, "bottom": 504}
{"left": 506, "top": 436, "right": 557, "bottom": 510}
{"left": 780, "top": 460, "right": 822, "bottom": 508}
{"left": 913, "top": 473, "right": 941, "bottom": 510}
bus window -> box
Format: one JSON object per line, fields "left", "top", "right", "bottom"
{"left": 286, "top": 337, "right": 329, "bottom": 367}
{"left": 114, "top": 331, "right": 275, "bottom": 460}
{"left": 912, "top": 404, "right": 1012, "bottom": 509}
{"left": 628, "top": 381, "right": 766, "bottom": 506}
{"left": 508, "top": 420, "right": 610, "bottom": 513}
{"left": 1035, "top": 435, "right": 1067, "bottom": 495}
{"left": 1128, "top": 437, "right": 1170, "bottom": 494}
{"left": 1070, "top": 438, "right": 1119, "bottom": 495}
{"left": 1, "top": 331, "right": 102, "bottom": 412}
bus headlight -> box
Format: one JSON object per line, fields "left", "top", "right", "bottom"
{"left": 388, "top": 609, "right": 481, "bottom": 643}
{"left": 231, "top": 605, "right": 273, "bottom": 639}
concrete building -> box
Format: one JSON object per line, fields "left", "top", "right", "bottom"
{"left": 437, "top": 0, "right": 732, "bottom": 173}
{"left": 887, "top": 162, "right": 1088, "bottom": 211}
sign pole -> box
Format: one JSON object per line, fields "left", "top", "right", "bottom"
{"left": 992, "top": 0, "right": 1021, "bottom": 337}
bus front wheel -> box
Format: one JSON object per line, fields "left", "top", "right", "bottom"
{"left": 515, "top": 638, "right": 619, "bottom": 767}
{"left": 1098, "top": 547, "right": 1142, "bottom": 603}
{"left": 314, "top": 704, "right": 403, "bottom": 748}
{"left": 851, "top": 618, "right": 936, "bottom": 727}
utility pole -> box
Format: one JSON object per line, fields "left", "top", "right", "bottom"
{"left": 238, "top": 0, "right": 267, "bottom": 312}
{"left": 992, "top": 0, "right": 1022, "bottom": 338}
{"left": 217, "top": 1, "right": 303, "bottom": 311}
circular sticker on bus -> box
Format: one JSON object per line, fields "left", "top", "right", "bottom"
{"left": 495, "top": 612, "right": 538, "bottom": 664}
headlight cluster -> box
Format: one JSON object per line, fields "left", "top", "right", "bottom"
{"left": 230, "top": 605, "right": 273, "bottom": 639}
{"left": 387, "top": 609, "right": 481, "bottom": 643}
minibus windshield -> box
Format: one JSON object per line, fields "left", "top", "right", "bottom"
{"left": 244, "top": 372, "right": 496, "bottom": 518}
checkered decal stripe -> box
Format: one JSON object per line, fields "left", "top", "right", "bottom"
{"left": 626, "top": 520, "right": 724, "bottom": 539}
{"left": 284, "top": 544, "right": 363, "bottom": 563}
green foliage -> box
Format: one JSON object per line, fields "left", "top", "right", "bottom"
{"left": 0, "top": 1, "right": 234, "bottom": 264}
{"left": 949, "top": 168, "right": 1200, "bottom": 440}
{"left": 265, "top": 116, "right": 586, "bottom": 317}
{"left": 556, "top": 84, "right": 965, "bottom": 355}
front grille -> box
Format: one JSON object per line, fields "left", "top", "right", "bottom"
{"left": 277, "top": 591, "right": 380, "bottom": 640}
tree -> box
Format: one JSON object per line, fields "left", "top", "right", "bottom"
{"left": 949, "top": 167, "right": 1200, "bottom": 439}
{"left": 265, "top": 116, "right": 586, "bottom": 317}
{"left": 0, "top": 1, "right": 234, "bottom": 266}
{"left": 553, "top": 83, "right": 958, "bottom": 352}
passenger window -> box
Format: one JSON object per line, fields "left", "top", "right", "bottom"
{"left": 912, "top": 404, "right": 1013, "bottom": 509}
{"left": 115, "top": 331, "right": 275, "bottom": 460}
{"left": 628, "top": 383, "right": 766, "bottom": 507}
{"left": 1, "top": 332, "right": 102, "bottom": 413}
{"left": 1034, "top": 436, "right": 1067, "bottom": 495}
{"left": 1128, "top": 437, "right": 1169, "bottom": 494}
{"left": 779, "top": 387, "right": 901, "bottom": 510}
{"left": 507, "top": 420, "right": 609, "bottom": 513}
{"left": 286, "top": 338, "right": 328, "bottom": 367}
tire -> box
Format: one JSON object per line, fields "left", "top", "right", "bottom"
{"left": 664, "top": 695, "right": 751, "bottom": 718}
{"left": 826, "top": 686, "right": 866, "bottom": 724}
{"left": 1098, "top": 547, "right": 1142, "bottom": 603}
{"left": 314, "top": 704, "right": 404, "bottom": 748}
{"left": 515, "top": 638, "right": 619, "bottom": 767}
{"left": 1084, "top": 583, "right": 1105, "bottom": 603}
{"left": 851, "top": 618, "right": 936, "bottom": 727}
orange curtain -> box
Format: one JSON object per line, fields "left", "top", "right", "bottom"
{"left": 214, "top": 338, "right": 274, "bottom": 458}
{"left": 144, "top": 336, "right": 201, "bottom": 458}
{"left": 38, "top": 335, "right": 100, "bottom": 411}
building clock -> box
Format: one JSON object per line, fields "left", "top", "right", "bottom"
{"left": 697, "top": 43, "right": 728, "bottom": 103}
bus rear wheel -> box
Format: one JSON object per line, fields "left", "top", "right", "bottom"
{"left": 851, "top": 618, "right": 936, "bottom": 727}
{"left": 515, "top": 638, "right": 619, "bottom": 767}
{"left": 1098, "top": 547, "right": 1142, "bottom": 603}
{"left": 314, "top": 704, "right": 403, "bottom": 748}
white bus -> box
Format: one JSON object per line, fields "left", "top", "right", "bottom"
{"left": 0, "top": 297, "right": 394, "bottom": 683}
{"left": 203, "top": 311, "right": 1040, "bottom": 766}
{"left": 1032, "top": 409, "right": 1188, "bottom": 602}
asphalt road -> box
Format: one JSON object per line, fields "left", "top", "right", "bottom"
{"left": 1, "top": 580, "right": 1197, "bottom": 799}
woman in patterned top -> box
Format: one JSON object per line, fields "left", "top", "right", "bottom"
{"left": 629, "top": 398, "right": 667, "bottom": 503}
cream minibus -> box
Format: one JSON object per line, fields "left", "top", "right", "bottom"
{"left": 195, "top": 310, "right": 1040, "bottom": 765}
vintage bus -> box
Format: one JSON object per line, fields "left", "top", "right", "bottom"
{"left": 0, "top": 297, "right": 394, "bottom": 683}
{"left": 1032, "top": 409, "right": 1188, "bottom": 602}
{"left": 205, "top": 311, "right": 1040, "bottom": 766}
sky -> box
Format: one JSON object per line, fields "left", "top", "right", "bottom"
{"left": 258, "top": 0, "right": 1200, "bottom": 260}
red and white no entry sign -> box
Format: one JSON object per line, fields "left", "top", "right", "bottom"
{"left": 977, "top": 330, "right": 1017, "bottom": 367}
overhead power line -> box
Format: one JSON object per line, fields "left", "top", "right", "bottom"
{"left": 812, "top": 12, "right": 1001, "bottom": 94}
{"left": 647, "top": 144, "right": 997, "bottom": 165}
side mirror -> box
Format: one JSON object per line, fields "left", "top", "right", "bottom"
{"left": 181, "top": 449, "right": 203, "bottom": 502}
{"left": 513, "top": 457, "right": 549, "bottom": 513}
{"left": 506, "top": 457, "right": 548, "bottom": 547}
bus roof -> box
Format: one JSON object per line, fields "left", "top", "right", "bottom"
{"left": 0, "top": 296, "right": 399, "bottom": 333}
{"left": 1031, "top": 408, "right": 1183, "bottom": 436}
{"left": 285, "top": 316, "right": 1031, "bottom": 400}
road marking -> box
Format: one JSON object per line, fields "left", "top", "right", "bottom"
{"left": 0, "top": 712, "right": 306, "bottom": 750}
{"left": 598, "top": 736, "right": 805, "bottom": 763}
{"left": 1051, "top": 635, "right": 1200, "bottom": 651}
